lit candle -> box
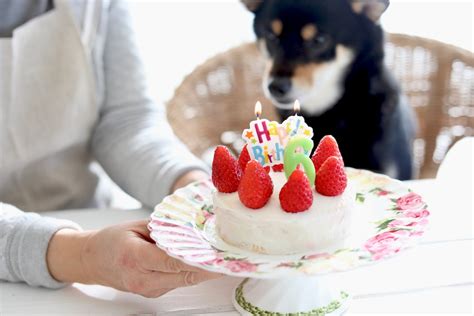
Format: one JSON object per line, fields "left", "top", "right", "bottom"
{"left": 284, "top": 135, "right": 315, "bottom": 184}
{"left": 294, "top": 99, "right": 301, "bottom": 114}
{"left": 290, "top": 100, "right": 303, "bottom": 136}
{"left": 242, "top": 102, "right": 283, "bottom": 166}
{"left": 255, "top": 101, "right": 262, "bottom": 120}
{"left": 281, "top": 100, "right": 312, "bottom": 139}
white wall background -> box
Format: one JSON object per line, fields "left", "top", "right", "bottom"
{"left": 128, "top": 0, "right": 473, "bottom": 105}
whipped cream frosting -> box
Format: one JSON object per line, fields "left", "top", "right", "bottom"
{"left": 213, "top": 172, "right": 355, "bottom": 255}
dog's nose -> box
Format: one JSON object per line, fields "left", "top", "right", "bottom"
{"left": 268, "top": 77, "right": 292, "bottom": 98}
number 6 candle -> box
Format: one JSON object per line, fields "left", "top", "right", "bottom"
{"left": 284, "top": 135, "right": 316, "bottom": 184}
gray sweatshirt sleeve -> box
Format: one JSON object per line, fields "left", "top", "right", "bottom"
{"left": 91, "top": 0, "right": 208, "bottom": 208}
{"left": 0, "top": 203, "right": 81, "bottom": 288}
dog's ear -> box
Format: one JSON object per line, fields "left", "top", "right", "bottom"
{"left": 241, "top": 0, "right": 263, "bottom": 13}
{"left": 351, "top": 0, "right": 389, "bottom": 22}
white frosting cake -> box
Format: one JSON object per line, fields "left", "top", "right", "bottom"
{"left": 213, "top": 172, "right": 355, "bottom": 255}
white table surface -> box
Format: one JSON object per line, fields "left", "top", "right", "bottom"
{"left": 1, "top": 179, "right": 473, "bottom": 315}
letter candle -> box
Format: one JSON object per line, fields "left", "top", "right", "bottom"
{"left": 242, "top": 102, "right": 284, "bottom": 167}
{"left": 242, "top": 101, "right": 314, "bottom": 173}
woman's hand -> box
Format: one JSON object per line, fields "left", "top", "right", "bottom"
{"left": 47, "top": 220, "right": 221, "bottom": 297}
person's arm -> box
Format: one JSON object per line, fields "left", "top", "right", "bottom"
{"left": 1, "top": 203, "right": 220, "bottom": 293}
{"left": 46, "top": 220, "right": 220, "bottom": 297}
{"left": 92, "top": 0, "right": 208, "bottom": 208}
{"left": 0, "top": 203, "right": 80, "bottom": 288}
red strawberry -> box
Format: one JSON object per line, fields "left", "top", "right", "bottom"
{"left": 315, "top": 156, "right": 347, "bottom": 196}
{"left": 279, "top": 169, "right": 314, "bottom": 213}
{"left": 238, "top": 144, "right": 251, "bottom": 173}
{"left": 272, "top": 164, "right": 284, "bottom": 172}
{"left": 238, "top": 160, "right": 273, "bottom": 209}
{"left": 311, "top": 135, "right": 343, "bottom": 172}
{"left": 212, "top": 146, "right": 241, "bottom": 193}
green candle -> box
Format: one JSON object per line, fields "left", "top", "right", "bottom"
{"left": 284, "top": 135, "right": 316, "bottom": 184}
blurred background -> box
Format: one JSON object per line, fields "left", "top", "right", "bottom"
{"left": 116, "top": 0, "right": 473, "bottom": 207}
{"left": 129, "top": 0, "right": 473, "bottom": 105}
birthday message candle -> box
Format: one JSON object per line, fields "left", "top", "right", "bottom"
{"left": 242, "top": 101, "right": 315, "bottom": 178}
{"left": 242, "top": 102, "right": 284, "bottom": 167}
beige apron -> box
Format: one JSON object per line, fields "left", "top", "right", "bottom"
{"left": 0, "top": 0, "right": 105, "bottom": 211}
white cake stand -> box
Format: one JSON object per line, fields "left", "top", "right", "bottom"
{"left": 148, "top": 169, "right": 429, "bottom": 315}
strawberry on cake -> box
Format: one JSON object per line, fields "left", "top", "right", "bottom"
{"left": 212, "top": 136, "right": 355, "bottom": 255}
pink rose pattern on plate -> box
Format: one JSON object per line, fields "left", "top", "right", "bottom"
{"left": 395, "top": 192, "right": 425, "bottom": 210}
{"left": 213, "top": 258, "right": 258, "bottom": 273}
{"left": 367, "top": 192, "right": 429, "bottom": 260}
{"left": 150, "top": 169, "right": 430, "bottom": 277}
{"left": 364, "top": 230, "right": 410, "bottom": 260}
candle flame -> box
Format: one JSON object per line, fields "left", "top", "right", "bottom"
{"left": 294, "top": 100, "right": 301, "bottom": 114}
{"left": 255, "top": 101, "right": 262, "bottom": 119}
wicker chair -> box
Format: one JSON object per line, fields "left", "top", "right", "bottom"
{"left": 167, "top": 33, "right": 474, "bottom": 179}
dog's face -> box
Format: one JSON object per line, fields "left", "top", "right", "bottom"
{"left": 243, "top": 0, "right": 389, "bottom": 115}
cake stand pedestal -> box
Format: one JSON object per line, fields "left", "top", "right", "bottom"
{"left": 232, "top": 275, "right": 350, "bottom": 315}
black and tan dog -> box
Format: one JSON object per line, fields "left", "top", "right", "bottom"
{"left": 242, "top": 0, "right": 416, "bottom": 180}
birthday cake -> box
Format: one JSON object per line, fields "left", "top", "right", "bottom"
{"left": 211, "top": 105, "right": 355, "bottom": 255}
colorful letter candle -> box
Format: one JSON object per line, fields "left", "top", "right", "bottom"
{"left": 284, "top": 135, "right": 316, "bottom": 184}
{"left": 242, "top": 102, "right": 286, "bottom": 167}
{"left": 281, "top": 100, "right": 313, "bottom": 138}
{"left": 242, "top": 101, "right": 314, "bottom": 171}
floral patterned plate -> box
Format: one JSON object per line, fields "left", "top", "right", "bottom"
{"left": 148, "top": 168, "right": 429, "bottom": 279}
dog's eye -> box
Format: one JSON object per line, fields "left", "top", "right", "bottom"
{"left": 265, "top": 30, "right": 279, "bottom": 43}
{"left": 304, "top": 34, "right": 330, "bottom": 52}
{"left": 313, "top": 35, "right": 327, "bottom": 45}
